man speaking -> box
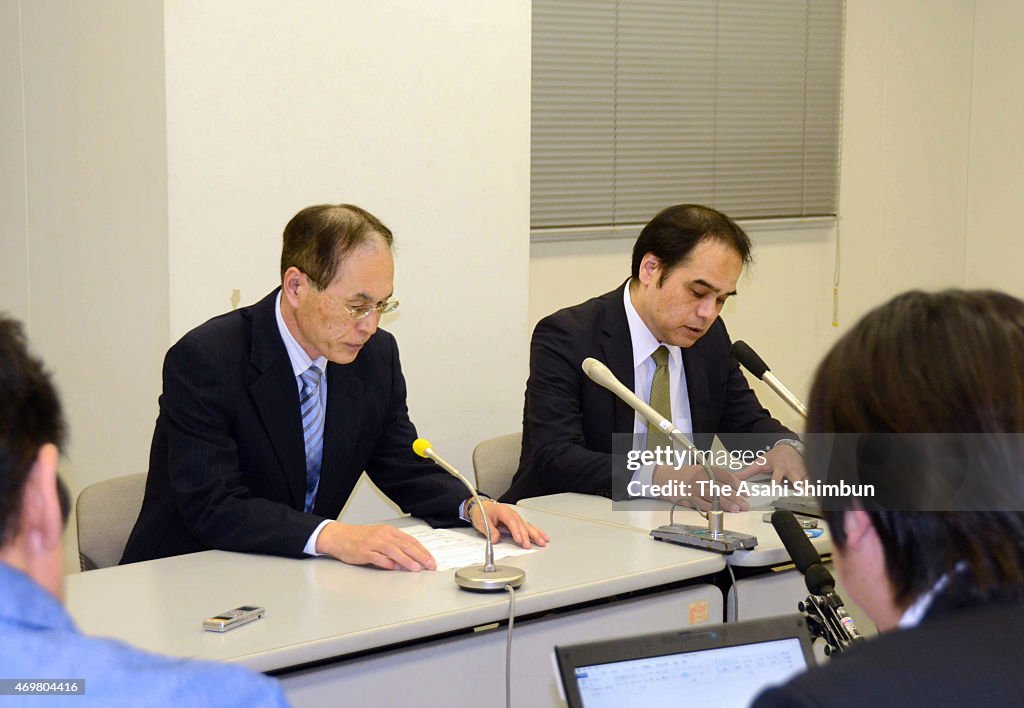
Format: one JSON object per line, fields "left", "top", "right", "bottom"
{"left": 502, "top": 204, "right": 804, "bottom": 508}
{"left": 123, "top": 203, "right": 546, "bottom": 569}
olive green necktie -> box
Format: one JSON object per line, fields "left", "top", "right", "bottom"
{"left": 646, "top": 346, "right": 672, "bottom": 452}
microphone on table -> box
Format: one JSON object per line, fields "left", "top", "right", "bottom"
{"left": 731, "top": 340, "right": 823, "bottom": 518}
{"left": 771, "top": 509, "right": 863, "bottom": 654}
{"left": 731, "top": 340, "right": 808, "bottom": 419}
{"left": 413, "top": 438, "right": 525, "bottom": 591}
{"left": 581, "top": 357, "right": 757, "bottom": 553}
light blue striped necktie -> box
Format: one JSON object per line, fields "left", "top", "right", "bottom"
{"left": 299, "top": 365, "right": 324, "bottom": 513}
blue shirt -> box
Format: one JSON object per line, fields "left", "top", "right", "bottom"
{"left": 0, "top": 563, "right": 288, "bottom": 707}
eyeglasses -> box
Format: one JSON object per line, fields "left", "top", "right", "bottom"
{"left": 343, "top": 299, "right": 400, "bottom": 321}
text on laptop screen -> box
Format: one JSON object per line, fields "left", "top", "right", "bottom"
{"left": 573, "top": 637, "right": 807, "bottom": 707}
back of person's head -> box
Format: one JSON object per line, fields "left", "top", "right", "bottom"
{"left": 807, "top": 289, "right": 1024, "bottom": 608}
{"left": 0, "top": 316, "right": 68, "bottom": 548}
{"left": 280, "top": 203, "right": 394, "bottom": 290}
{"left": 630, "top": 204, "right": 752, "bottom": 284}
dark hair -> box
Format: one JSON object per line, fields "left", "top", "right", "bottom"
{"left": 280, "top": 204, "right": 394, "bottom": 290}
{"left": 807, "top": 290, "right": 1024, "bottom": 607}
{"left": 630, "top": 204, "right": 752, "bottom": 285}
{"left": 0, "top": 316, "right": 68, "bottom": 545}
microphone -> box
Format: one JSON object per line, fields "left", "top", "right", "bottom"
{"left": 731, "top": 341, "right": 808, "bottom": 419}
{"left": 582, "top": 357, "right": 757, "bottom": 553}
{"left": 412, "top": 438, "right": 525, "bottom": 591}
{"left": 771, "top": 509, "right": 863, "bottom": 653}
{"left": 771, "top": 507, "right": 823, "bottom": 577}
{"left": 582, "top": 358, "right": 696, "bottom": 453}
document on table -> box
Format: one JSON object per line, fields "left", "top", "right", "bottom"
{"left": 402, "top": 524, "right": 538, "bottom": 571}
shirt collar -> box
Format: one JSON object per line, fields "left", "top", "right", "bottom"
{"left": 622, "top": 282, "right": 682, "bottom": 370}
{"left": 898, "top": 571, "right": 954, "bottom": 629}
{"left": 275, "top": 290, "right": 327, "bottom": 378}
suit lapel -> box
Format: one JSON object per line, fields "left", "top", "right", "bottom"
{"left": 315, "top": 360, "right": 364, "bottom": 516}
{"left": 600, "top": 285, "right": 636, "bottom": 434}
{"left": 248, "top": 290, "right": 307, "bottom": 509}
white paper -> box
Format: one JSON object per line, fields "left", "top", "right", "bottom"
{"left": 402, "top": 524, "right": 538, "bottom": 571}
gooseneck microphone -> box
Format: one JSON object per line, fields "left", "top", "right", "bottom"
{"left": 582, "top": 357, "right": 757, "bottom": 553}
{"left": 582, "top": 357, "right": 702, "bottom": 458}
{"left": 731, "top": 341, "right": 808, "bottom": 419}
{"left": 771, "top": 509, "right": 863, "bottom": 653}
{"left": 413, "top": 438, "right": 525, "bottom": 591}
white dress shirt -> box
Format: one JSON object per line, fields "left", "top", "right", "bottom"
{"left": 274, "top": 291, "right": 331, "bottom": 555}
{"left": 898, "top": 570, "right": 955, "bottom": 628}
{"left": 622, "top": 284, "right": 695, "bottom": 495}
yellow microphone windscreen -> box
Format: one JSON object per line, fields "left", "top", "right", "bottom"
{"left": 412, "top": 438, "right": 432, "bottom": 458}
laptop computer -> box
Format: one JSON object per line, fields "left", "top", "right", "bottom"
{"left": 555, "top": 614, "right": 815, "bottom": 707}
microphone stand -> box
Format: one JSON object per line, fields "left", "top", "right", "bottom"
{"left": 581, "top": 358, "right": 757, "bottom": 553}
{"left": 772, "top": 510, "right": 863, "bottom": 654}
{"left": 413, "top": 439, "right": 525, "bottom": 591}
{"left": 799, "top": 591, "right": 864, "bottom": 656}
{"left": 648, "top": 428, "right": 758, "bottom": 553}
{"left": 731, "top": 341, "right": 822, "bottom": 517}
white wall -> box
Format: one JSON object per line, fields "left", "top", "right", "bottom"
{"left": 3, "top": 0, "right": 169, "bottom": 571}
{"left": 837, "top": 0, "right": 975, "bottom": 322}
{"left": 0, "top": 0, "right": 30, "bottom": 324}
{"left": 162, "top": 1, "right": 531, "bottom": 520}
{"left": 966, "top": 0, "right": 1024, "bottom": 294}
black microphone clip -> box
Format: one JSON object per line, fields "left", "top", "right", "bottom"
{"left": 771, "top": 509, "right": 864, "bottom": 654}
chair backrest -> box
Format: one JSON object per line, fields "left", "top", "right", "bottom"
{"left": 75, "top": 473, "right": 147, "bottom": 571}
{"left": 472, "top": 432, "right": 522, "bottom": 498}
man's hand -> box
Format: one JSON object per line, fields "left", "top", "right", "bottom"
{"left": 468, "top": 499, "right": 550, "bottom": 549}
{"left": 652, "top": 464, "right": 750, "bottom": 512}
{"left": 315, "top": 521, "right": 437, "bottom": 572}
{"left": 737, "top": 443, "right": 807, "bottom": 484}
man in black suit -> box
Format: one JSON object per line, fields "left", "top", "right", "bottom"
{"left": 123, "top": 204, "right": 546, "bottom": 569}
{"left": 754, "top": 290, "right": 1024, "bottom": 706}
{"left": 502, "top": 204, "right": 804, "bottom": 506}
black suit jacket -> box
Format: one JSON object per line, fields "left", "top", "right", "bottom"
{"left": 122, "top": 290, "right": 465, "bottom": 563}
{"left": 501, "top": 285, "right": 791, "bottom": 503}
{"left": 753, "top": 600, "right": 1024, "bottom": 707}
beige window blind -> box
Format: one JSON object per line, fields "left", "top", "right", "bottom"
{"left": 532, "top": 0, "right": 844, "bottom": 241}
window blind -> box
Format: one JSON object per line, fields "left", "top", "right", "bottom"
{"left": 532, "top": 0, "right": 844, "bottom": 241}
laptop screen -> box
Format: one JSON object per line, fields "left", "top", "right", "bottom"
{"left": 556, "top": 615, "right": 814, "bottom": 708}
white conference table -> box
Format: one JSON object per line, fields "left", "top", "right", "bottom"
{"left": 515, "top": 494, "right": 878, "bottom": 640}
{"left": 66, "top": 507, "right": 726, "bottom": 707}
{"left": 516, "top": 492, "right": 831, "bottom": 567}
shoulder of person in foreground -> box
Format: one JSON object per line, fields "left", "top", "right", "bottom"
{"left": 9, "top": 627, "right": 290, "bottom": 707}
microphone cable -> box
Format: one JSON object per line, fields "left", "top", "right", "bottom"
{"left": 504, "top": 583, "right": 517, "bottom": 708}
{"left": 727, "top": 562, "right": 740, "bottom": 622}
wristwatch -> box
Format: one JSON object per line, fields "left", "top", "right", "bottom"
{"left": 773, "top": 438, "right": 805, "bottom": 456}
{"left": 460, "top": 495, "right": 494, "bottom": 523}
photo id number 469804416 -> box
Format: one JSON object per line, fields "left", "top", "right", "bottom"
{"left": 0, "top": 680, "right": 84, "bottom": 695}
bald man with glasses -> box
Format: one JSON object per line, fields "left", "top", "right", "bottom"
{"left": 123, "top": 204, "right": 546, "bottom": 568}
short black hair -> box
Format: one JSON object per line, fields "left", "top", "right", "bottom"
{"left": 630, "top": 204, "right": 752, "bottom": 285}
{"left": 280, "top": 204, "right": 393, "bottom": 290}
{"left": 807, "top": 290, "right": 1024, "bottom": 608}
{"left": 0, "top": 316, "right": 67, "bottom": 545}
